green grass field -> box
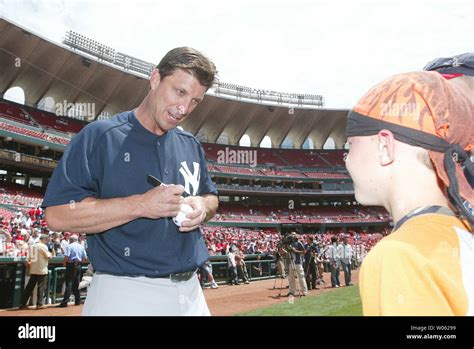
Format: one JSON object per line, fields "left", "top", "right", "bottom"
{"left": 238, "top": 285, "right": 362, "bottom": 316}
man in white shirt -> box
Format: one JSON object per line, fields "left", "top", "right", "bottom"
{"left": 339, "top": 236, "right": 353, "bottom": 286}
{"left": 227, "top": 248, "right": 239, "bottom": 285}
{"left": 13, "top": 211, "right": 22, "bottom": 225}
{"left": 29, "top": 228, "right": 40, "bottom": 245}
{"left": 325, "top": 236, "right": 341, "bottom": 288}
{"left": 60, "top": 232, "right": 70, "bottom": 254}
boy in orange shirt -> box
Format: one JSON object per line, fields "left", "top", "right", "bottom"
{"left": 345, "top": 71, "right": 473, "bottom": 315}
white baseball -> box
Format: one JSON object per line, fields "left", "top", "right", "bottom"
{"left": 173, "top": 203, "right": 193, "bottom": 227}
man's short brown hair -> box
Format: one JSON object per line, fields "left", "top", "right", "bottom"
{"left": 156, "top": 47, "right": 218, "bottom": 89}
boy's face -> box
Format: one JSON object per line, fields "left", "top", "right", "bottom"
{"left": 345, "top": 135, "right": 384, "bottom": 206}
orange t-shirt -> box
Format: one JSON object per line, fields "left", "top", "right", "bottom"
{"left": 360, "top": 213, "right": 473, "bottom": 316}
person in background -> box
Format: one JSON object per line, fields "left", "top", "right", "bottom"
{"left": 325, "top": 236, "right": 341, "bottom": 288}
{"left": 200, "top": 260, "right": 218, "bottom": 289}
{"left": 251, "top": 254, "right": 263, "bottom": 278}
{"left": 57, "top": 234, "right": 87, "bottom": 307}
{"left": 227, "top": 247, "right": 240, "bottom": 286}
{"left": 19, "top": 234, "right": 52, "bottom": 310}
{"left": 304, "top": 235, "right": 319, "bottom": 290}
{"left": 424, "top": 52, "right": 474, "bottom": 191}
{"left": 235, "top": 247, "right": 250, "bottom": 284}
{"left": 339, "top": 236, "right": 353, "bottom": 286}
{"left": 424, "top": 52, "right": 473, "bottom": 102}
{"left": 286, "top": 232, "right": 308, "bottom": 296}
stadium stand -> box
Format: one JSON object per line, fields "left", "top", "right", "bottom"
{"left": 202, "top": 225, "right": 388, "bottom": 256}
{"left": 202, "top": 142, "right": 346, "bottom": 168}
{"left": 0, "top": 99, "right": 86, "bottom": 134}
{"left": 0, "top": 121, "right": 70, "bottom": 145}
{"left": 211, "top": 204, "right": 390, "bottom": 224}
{"left": 0, "top": 183, "right": 44, "bottom": 207}
{"left": 1, "top": 99, "right": 351, "bottom": 181}
{"left": 0, "top": 207, "right": 17, "bottom": 221}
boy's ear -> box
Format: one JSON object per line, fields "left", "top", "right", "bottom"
{"left": 378, "top": 130, "right": 395, "bottom": 166}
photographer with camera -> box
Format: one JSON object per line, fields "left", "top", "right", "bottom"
{"left": 315, "top": 251, "right": 326, "bottom": 286}
{"left": 274, "top": 243, "right": 287, "bottom": 279}
{"left": 283, "top": 232, "right": 308, "bottom": 297}
{"left": 304, "top": 236, "right": 320, "bottom": 290}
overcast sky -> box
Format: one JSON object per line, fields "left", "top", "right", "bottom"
{"left": 1, "top": 0, "right": 473, "bottom": 108}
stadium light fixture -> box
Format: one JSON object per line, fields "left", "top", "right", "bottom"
{"left": 62, "top": 30, "right": 325, "bottom": 107}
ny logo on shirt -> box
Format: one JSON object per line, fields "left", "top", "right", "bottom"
{"left": 179, "top": 161, "right": 200, "bottom": 196}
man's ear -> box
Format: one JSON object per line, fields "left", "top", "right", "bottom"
{"left": 378, "top": 129, "right": 395, "bottom": 166}
{"left": 149, "top": 68, "right": 161, "bottom": 91}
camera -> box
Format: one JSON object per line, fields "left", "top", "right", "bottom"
{"left": 281, "top": 234, "right": 298, "bottom": 247}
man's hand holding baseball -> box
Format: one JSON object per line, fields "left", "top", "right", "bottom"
{"left": 139, "top": 184, "right": 185, "bottom": 219}
{"left": 179, "top": 196, "right": 207, "bottom": 232}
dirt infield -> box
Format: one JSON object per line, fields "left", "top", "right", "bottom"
{"left": 0, "top": 270, "right": 359, "bottom": 316}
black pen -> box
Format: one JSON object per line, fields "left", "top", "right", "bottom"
{"left": 147, "top": 174, "right": 164, "bottom": 187}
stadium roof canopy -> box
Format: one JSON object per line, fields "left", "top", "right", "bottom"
{"left": 0, "top": 16, "right": 349, "bottom": 149}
